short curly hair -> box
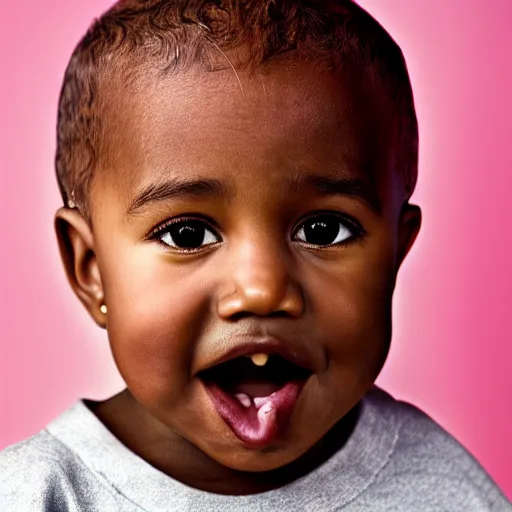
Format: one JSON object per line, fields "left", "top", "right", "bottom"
{"left": 55, "top": 0, "right": 418, "bottom": 224}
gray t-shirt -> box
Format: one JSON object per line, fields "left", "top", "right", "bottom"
{"left": 1, "top": 387, "right": 509, "bottom": 511}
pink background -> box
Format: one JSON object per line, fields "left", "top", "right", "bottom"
{"left": 1, "top": 0, "right": 511, "bottom": 499}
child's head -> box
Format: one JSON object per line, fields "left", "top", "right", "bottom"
{"left": 54, "top": 0, "right": 421, "bottom": 474}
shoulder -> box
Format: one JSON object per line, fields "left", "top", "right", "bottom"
{"left": 360, "top": 388, "right": 510, "bottom": 511}
{"left": 1, "top": 430, "right": 77, "bottom": 510}
{"left": 0, "top": 428, "right": 123, "bottom": 511}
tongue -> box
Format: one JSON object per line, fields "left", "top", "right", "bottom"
{"left": 205, "top": 381, "right": 304, "bottom": 448}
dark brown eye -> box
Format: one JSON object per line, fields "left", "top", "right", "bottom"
{"left": 294, "top": 215, "right": 355, "bottom": 246}
{"left": 159, "top": 220, "right": 219, "bottom": 250}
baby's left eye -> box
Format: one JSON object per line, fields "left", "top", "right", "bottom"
{"left": 293, "top": 215, "right": 357, "bottom": 246}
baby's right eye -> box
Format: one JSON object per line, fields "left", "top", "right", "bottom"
{"left": 153, "top": 219, "right": 221, "bottom": 252}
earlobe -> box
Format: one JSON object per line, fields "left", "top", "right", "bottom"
{"left": 54, "top": 207, "right": 107, "bottom": 328}
{"left": 396, "top": 203, "right": 422, "bottom": 272}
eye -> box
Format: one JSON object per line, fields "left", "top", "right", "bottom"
{"left": 153, "top": 219, "right": 221, "bottom": 251}
{"left": 293, "top": 214, "right": 358, "bottom": 246}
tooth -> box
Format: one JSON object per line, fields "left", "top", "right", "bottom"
{"left": 235, "top": 393, "right": 252, "bottom": 408}
{"left": 249, "top": 353, "right": 269, "bottom": 366}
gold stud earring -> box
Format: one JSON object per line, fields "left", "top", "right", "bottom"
{"left": 100, "top": 304, "right": 108, "bottom": 315}
{"left": 67, "top": 190, "right": 77, "bottom": 209}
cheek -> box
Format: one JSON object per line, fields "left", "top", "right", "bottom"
{"left": 100, "top": 248, "right": 212, "bottom": 406}
{"left": 310, "top": 237, "right": 396, "bottom": 388}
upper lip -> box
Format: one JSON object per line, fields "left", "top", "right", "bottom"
{"left": 196, "top": 335, "right": 319, "bottom": 375}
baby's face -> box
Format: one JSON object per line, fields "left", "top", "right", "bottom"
{"left": 69, "top": 58, "right": 420, "bottom": 471}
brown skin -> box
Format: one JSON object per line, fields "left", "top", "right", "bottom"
{"left": 55, "top": 57, "right": 421, "bottom": 494}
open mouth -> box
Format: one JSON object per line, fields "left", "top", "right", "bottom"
{"left": 200, "top": 353, "right": 313, "bottom": 448}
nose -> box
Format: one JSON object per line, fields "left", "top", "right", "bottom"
{"left": 217, "top": 239, "right": 304, "bottom": 319}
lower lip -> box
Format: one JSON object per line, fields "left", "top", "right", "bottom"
{"left": 203, "top": 380, "right": 307, "bottom": 449}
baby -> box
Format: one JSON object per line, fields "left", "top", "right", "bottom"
{"left": 1, "top": 0, "right": 509, "bottom": 510}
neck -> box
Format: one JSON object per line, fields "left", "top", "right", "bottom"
{"left": 87, "top": 388, "right": 360, "bottom": 496}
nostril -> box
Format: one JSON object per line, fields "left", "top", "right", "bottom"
{"left": 226, "top": 309, "right": 293, "bottom": 321}
{"left": 268, "top": 310, "right": 291, "bottom": 318}
{"left": 260, "top": 310, "right": 293, "bottom": 320}
{"left": 227, "top": 310, "right": 253, "bottom": 322}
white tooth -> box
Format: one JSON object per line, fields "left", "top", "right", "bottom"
{"left": 235, "top": 393, "right": 252, "bottom": 408}
{"left": 249, "top": 353, "right": 269, "bottom": 366}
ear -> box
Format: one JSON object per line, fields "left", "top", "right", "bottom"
{"left": 395, "top": 202, "right": 422, "bottom": 272}
{"left": 54, "top": 207, "right": 106, "bottom": 328}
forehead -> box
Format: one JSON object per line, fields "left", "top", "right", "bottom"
{"left": 94, "top": 58, "right": 397, "bottom": 212}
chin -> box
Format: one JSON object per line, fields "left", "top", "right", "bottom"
{"left": 210, "top": 443, "right": 308, "bottom": 473}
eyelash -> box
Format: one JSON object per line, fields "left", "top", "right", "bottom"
{"left": 293, "top": 212, "right": 365, "bottom": 248}
{"left": 147, "top": 212, "right": 365, "bottom": 252}
{"left": 148, "top": 215, "right": 220, "bottom": 253}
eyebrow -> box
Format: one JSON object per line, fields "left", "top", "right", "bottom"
{"left": 126, "top": 172, "right": 381, "bottom": 217}
{"left": 126, "top": 177, "right": 231, "bottom": 216}
{"left": 289, "top": 174, "right": 381, "bottom": 214}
